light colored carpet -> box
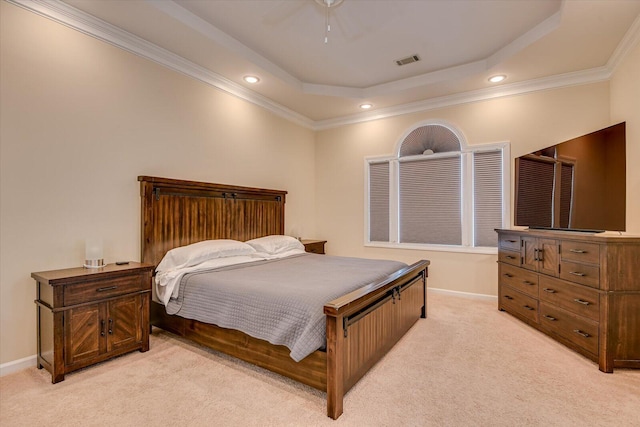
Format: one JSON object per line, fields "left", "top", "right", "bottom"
{"left": 1, "top": 291, "right": 639, "bottom": 426}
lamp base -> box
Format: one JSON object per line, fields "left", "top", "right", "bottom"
{"left": 84, "top": 259, "right": 104, "bottom": 268}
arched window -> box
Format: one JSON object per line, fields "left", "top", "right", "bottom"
{"left": 366, "top": 120, "right": 509, "bottom": 251}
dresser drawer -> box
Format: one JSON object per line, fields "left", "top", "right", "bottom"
{"left": 560, "top": 261, "right": 600, "bottom": 288}
{"left": 539, "top": 303, "right": 599, "bottom": 356}
{"left": 539, "top": 276, "right": 600, "bottom": 321}
{"left": 498, "top": 250, "right": 520, "bottom": 266}
{"left": 499, "top": 234, "right": 520, "bottom": 251}
{"left": 500, "top": 286, "right": 538, "bottom": 323}
{"left": 499, "top": 264, "right": 538, "bottom": 298}
{"left": 64, "top": 274, "right": 146, "bottom": 306}
{"left": 561, "top": 241, "right": 600, "bottom": 265}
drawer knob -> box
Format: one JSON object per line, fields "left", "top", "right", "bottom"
{"left": 97, "top": 286, "right": 118, "bottom": 292}
{"left": 542, "top": 288, "right": 556, "bottom": 293}
{"left": 569, "top": 249, "right": 587, "bottom": 254}
{"left": 505, "top": 255, "right": 516, "bottom": 260}
{"left": 506, "top": 239, "right": 517, "bottom": 243}
{"left": 574, "top": 298, "right": 590, "bottom": 306}
{"left": 523, "top": 280, "right": 534, "bottom": 286}
{"left": 523, "top": 305, "right": 535, "bottom": 311}
{"left": 504, "top": 295, "right": 514, "bottom": 300}
{"left": 543, "top": 314, "right": 556, "bottom": 321}
{"left": 573, "top": 329, "right": 590, "bottom": 338}
{"left": 569, "top": 271, "right": 586, "bottom": 277}
{"left": 503, "top": 273, "right": 513, "bottom": 278}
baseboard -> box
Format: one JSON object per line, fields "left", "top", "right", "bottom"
{"left": 0, "top": 354, "right": 36, "bottom": 377}
{"left": 427, "top": 287, "right": 498, "bottom": 301}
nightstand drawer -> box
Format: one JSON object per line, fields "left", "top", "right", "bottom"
{"left": 64, "top": 274, "right": 146, "bottom": 306}
{"left": 302, "top": 239, "right": 326, "bottom": 254}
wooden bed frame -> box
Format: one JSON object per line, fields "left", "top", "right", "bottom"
{"left": 139, "top": 176, "right": 429, "bottom": 419}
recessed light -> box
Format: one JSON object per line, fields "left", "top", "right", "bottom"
{"left": 488, "top": 75, "right": 506, "bottom": 83}
{"left": 243, "top": 75, "right": 260, "bottom": 84}
{"left": 360, "top": 103, "right": 373, "bottom": 110}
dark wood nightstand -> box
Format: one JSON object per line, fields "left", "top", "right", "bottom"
{"left": 301, "top": 239, "right": 327, "bottom": 254}
{"left": 31, "top": 262, "right": 153, "bottom": 383}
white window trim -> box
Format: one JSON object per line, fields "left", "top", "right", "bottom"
{"left": 364, "top": 138, "right": 511, "bottom": 255}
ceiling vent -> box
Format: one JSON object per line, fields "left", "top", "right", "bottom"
{"left": 395, "top": 55, "right": 420, "bottom": 66}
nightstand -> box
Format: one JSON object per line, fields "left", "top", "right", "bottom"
{"left": 301, "top": 239, "right": 327, "bottom": 254}
{"left": 31, "top": 262, "right": 153, "bottom": 383}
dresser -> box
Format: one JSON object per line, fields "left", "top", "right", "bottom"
{"left": 31, "top": 262, "right": 153, "bottom": 383}
{"left": 496, "top": 229, "right": 640, "bottom": 372}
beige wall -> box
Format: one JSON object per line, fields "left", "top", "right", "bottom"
{"left": 315, "top": 81, "right": 638, "bottom": 297}
{"left": 0, "top": 3, "right": 316, "bottom": 364}
{"left": 611, "top": 40, "right": 640, "bottom": 232}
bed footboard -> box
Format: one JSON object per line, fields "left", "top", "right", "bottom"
{"left": 324, "top": 260, "right": 429, "bottom": 419}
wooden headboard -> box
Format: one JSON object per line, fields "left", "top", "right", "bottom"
{"left": 138, "top": 176, "right": 287, "bottom": 267}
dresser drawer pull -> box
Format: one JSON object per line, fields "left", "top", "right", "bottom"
{"left": 503, "top": 273, "right": 513, "bottom": 278}
{"left": 569, "top": 249, "right": 587, "bottom": 254}
{"left": 523, "top": 305, "right": 535, "bottom": 311}
{"left": 506, "top": 239, "right": 517, "bottom": 243}
{"left": 505, "top": 255, "right": 516, "bottom": 260}
{"left": 569, "top": 271, "right": 586, "bottom": 277}
{"left": 97, "top": 286, "right": 118, "bottom": 292}
{"left": 504, "top": 295, "right": 514, "bottom": 300}
{"left": 543, "top": 314, "right": 557, "bottom": 321}
{"left": 574, "top": 298, "right": 590, "bottom": 306}
{"left": 542, "top": 288, "right": 556, "bottom": 293}
{"left": 523, "top": 280, "right": 534, "bottom": 286}
{"left": 100, "top": 320, "right": 106, "bottom": 337}
{"left": 573, "top": 329, "right": 590, "bottom": 338}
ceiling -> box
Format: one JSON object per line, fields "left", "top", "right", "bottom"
{"left": 24, "top": 0, "right": 640, "bottom": 128}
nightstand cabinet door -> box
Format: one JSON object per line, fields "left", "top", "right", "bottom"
{"left": 108, "top": 295, "right": 143, "bottom": 353}
{"left": 65, "top": 303, "right": 104, "bottom": 367}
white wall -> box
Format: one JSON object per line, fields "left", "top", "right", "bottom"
{"left": 314, "top": 80, "right": 639, "bottom": 296}
{"left": 0, "top": 3, "right": 316, "bottom": 364}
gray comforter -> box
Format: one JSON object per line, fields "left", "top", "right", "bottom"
{"left": 166, "top": 253, "right": 407, "bottom": 361}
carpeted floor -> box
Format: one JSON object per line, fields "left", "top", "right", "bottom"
{"left": 1, "top": 291, "right": 639, "bottom": 426}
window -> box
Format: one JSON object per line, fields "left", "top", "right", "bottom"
{"left": 365, "top": 121, "right": 509, "bottom": 252}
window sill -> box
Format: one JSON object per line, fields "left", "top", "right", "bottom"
{"left": 364, "top": 241, "right": 498, "bottom": 255}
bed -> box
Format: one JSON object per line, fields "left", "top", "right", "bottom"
{"left": 139, "top": 176, "right": 429, "bottom": 419}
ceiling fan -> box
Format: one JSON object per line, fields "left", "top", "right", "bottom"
{"left": 261, "top": 0, "right": 379, "bottom": 43}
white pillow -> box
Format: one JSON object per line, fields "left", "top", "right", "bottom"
{"left": 245, "top": 235, "right": 304, "bottom": 255}
{"left": 156, "top": 239, "right": 256, "bottom": 272}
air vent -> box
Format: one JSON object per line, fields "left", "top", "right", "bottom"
{"left": 395, "top": 55, "right": 420, "bottom": 66}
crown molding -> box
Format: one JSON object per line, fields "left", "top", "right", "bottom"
{"left": 606, "top": 12, "right": 640, "bottom": 73}
{"left": 7, "top": 0, "right": 637, "bottom": 132}
{"left": 7, "top": 0, "right": 314, "bottom": 129}
{"left": 312, "top": 67, "right": 612, "bottom": 130}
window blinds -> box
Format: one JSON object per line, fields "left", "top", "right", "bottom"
{"left": 473, "top": 150, "right": 503, "bottom": 247}
{"left": 515, "top": 157, "right": 555, "bottom": 227}
{"left": 399, "top": 156, "right": 462, "bottom": 245}
{"left": 368, "top": 161, "right": 390, "bottom": 242}
{"left": 559, "top": 163, "right": 574, "bottom": 228}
